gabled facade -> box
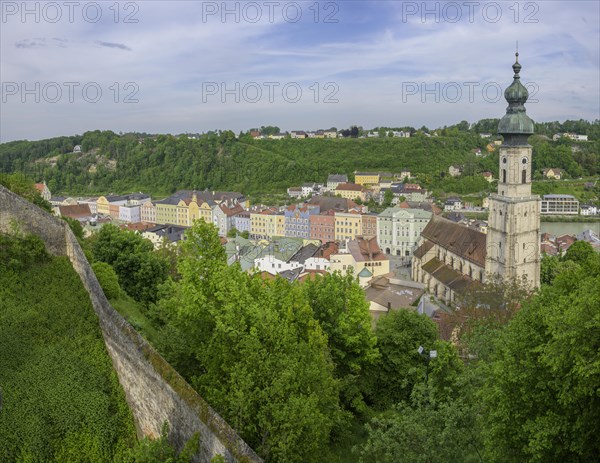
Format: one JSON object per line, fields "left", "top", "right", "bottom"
{"left": 34, "top": 182, "right": 51, "bottom": 201}
{"left": 377, "top": 207, "right": 432, "bottom": 257}
{"left": 285, "top": 204, "right": 319, "bottom": 239}
{"left": 354, "top": 172, "right": 380, "bottom": 186}
{"left": 309, "top": 211, "right": 336, "bottom": 243}
{"left": 334, "top": 211, "right": 362, "bottom": 242}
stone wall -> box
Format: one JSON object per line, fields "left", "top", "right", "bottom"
{"left": 0, "top": 185, "right": 262, "bottom": 463}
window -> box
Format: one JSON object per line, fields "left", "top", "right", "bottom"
{"left": 502, "top": 169, "right": 507, "bottom": 183}
{"left": 522, "top": 169, "right": 527, "bottom": 183}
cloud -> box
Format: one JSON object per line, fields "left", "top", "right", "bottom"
{"left": 96, "top": 41, "right": 132, "bottom": 51}
{"left": 1, "top": 1, "right": 598, "bottom": 142}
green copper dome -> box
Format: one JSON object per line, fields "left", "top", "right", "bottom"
{"left": 498, "top": 52, "right": 535, "bottom": 138}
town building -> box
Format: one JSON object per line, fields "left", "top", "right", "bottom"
{"left": 140, "top": 201, "right": 156, "bottom": 223}
{"left": 233, "top": 211, "right": 251, "bottom": 234}
{"left": 334, "top": 211, "right": 363, "bottom": 242}
{"left": 34, "top": 181, "right": 51, "bottom": 201}
{"left": 542, "top": 168, "right": 565, "bottom": 180}
{"left": 309, "top": 210, "right": 336, "bottom": 243}
{"left": 354, "top": 172, "right": 380, "bottom": 186}
{"left": 284, "top": 204, "right": 319, "bottom": 239}
{"left": 377, "top": 207, "right": 432, "bottom": 257}
{"left": 361, "top": 213, "right": 378, "bottom": 238}
{"left": 448, "top": 165, "right": 463, "bottom": 177}
{"left": 335, "top": 183, "right": 368, "bottom": 202}
{"left": 142, "top": 224, "right": 189, "bottom": 249}
{"left": 213, "top": 202, "right": 245, "bottom": 236}
{"left": 541, "top": 194, "right": 579, "bottom": 215}
{"left": 326, "top": 174, "right": 348, "bottom": 191}
{"left": 329, "top": 236, "right": 390, "bottom": 278}
{"left": 580, "top": 204, "right": 598, "bottom": 216}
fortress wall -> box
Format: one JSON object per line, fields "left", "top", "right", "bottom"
{"left": 0, "top": 185, "right": 262, "bottom": 463}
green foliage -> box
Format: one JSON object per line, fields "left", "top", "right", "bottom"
{"left": 93, "top": 261, "right": 122, "bottom": 299}
{"left": 1, "top": 122, "right": 597, "bottom": 196}
{"left": 63, "top": 216, "right": 85, "bottom": 240}
{"left": 302, "top": 272, "right": 379, "bottom": 413}
{"left": 227, "top": 227, "right": 238, "bottom": 238}
{"left": 0, "top": 172, "right": 52, "bottom": 211}
{"left": 0, "top": 231, "right": 48, "bottom": 271}
{"left": 563, "top": 240, "right": 595, "bottom": 265}
{"left": 123, "top": 423, "right": 198, "bottom": 463}
{"left": 481, "top": 252, "right": 600, "bottom": 462}
{"left": 153, "top": 221, "right": 343, "bottom": 462}
{"left": 0, "top": 130, "right": 492, "bottom": 196}
{"left": 382, "top": 189, "right": 394, "bottom": 207}
{"left": 358, "top": 342, "right": 481, "bottom": 463}
{"left": 0, "top": 242, "right": 136, "bottom": 461}
{"left": 90, "top": 224, "right": 169, "bottom": 305}
{"left": 365, "top": 310, "right": 438, "bottom": 409}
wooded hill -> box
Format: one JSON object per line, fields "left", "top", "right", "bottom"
{"left": 1, "top": 119, "right": 597, "bottom": 197}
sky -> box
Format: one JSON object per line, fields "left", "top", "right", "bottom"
{"left": 1, "top": 0, "right": 599, "bottom": 142}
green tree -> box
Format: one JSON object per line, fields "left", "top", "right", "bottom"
{"left": 382, "top": 189, "right": 394, "bottom": 207}
{"left": 563, "top": 240, "right": 595, "bottom": 265}
{"left": 90, "top": 224, "right": 168, "bottom": 305}
{"left": 481, "top": 253, "right": 600, "bottom": 462}
{"left": 0, "top": 173, "right": 52, "bottom": 212}
{"left": 92, "top": 261, "right": 122, "bottom": 299}
{"left": 62, "top": 216, "right": 84, "bottom": 241}
{"left": 154, "top": 221, "right": 343, "bottom": 462}
{"left": 303, "top": 272, "right": 379, "bottom": 413}
{"left": 227, "top": 227, "right": 238, "bottom": 238}
{"left": 359, "top": 342, "right": 482, "bottom": 463}
{"left": 365, "top": 310, "right": 438, "bottom": 409}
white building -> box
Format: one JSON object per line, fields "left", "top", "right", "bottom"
{"left": 541, "top": 194, "right": 579, "bottom": 215}
{"left": 580, "top": 204, "right": 598, "bottom": 216}
{"left": 119, "top": 204, "right": 141, "bottom": 223}
{"left": 444, "top": 198, "right": 463, "bottom": 211}
{"left": 377, "top": 207, "right": 432, "bottom": 257}
{"left": 326, "top": 174, "right": 348, "bottom": 191}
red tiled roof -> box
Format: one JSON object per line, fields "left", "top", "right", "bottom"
{"left": 58, "top": 204, "right": 92, "bottom": 219}
{"left": 421, "top": 216, "right": 486, "bottom": 267}
{"left": 336, "top": 183, "right": 365, "bottom": 192}
{"left": 348, "top": 236, "right": 387, "bottom": 262}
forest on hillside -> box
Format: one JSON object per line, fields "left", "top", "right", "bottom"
{"left": 0, "top": 119, "right": 597, "bottom": 197}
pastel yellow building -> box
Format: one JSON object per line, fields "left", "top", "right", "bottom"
{"left": 329, "top": 236, "right": 390, "bottom": 277}
{"left": 335, "top": 183, "right": 368, "bottom": 202}
{"left": 334, "top": 211, "right": 363, "bottom": 242}
{"left": 354, "top": 172, "right": 380, "bottom": 186}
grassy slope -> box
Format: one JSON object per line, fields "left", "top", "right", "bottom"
{"left": 0, "top": 255, "right": 136, "bottom": 462}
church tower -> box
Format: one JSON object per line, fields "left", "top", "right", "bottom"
{"left": 485, "top": 52, "right": 541, "bottom": 288}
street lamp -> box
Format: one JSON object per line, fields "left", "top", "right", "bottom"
{"left": 418, "top": 345, "right": 437, "bottom": 383}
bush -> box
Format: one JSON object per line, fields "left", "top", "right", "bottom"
{"left": 93, "top": 261, "right": 122, "bottom": 299}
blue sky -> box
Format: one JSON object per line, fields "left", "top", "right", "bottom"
{"left": 1, "top": 0, "right": 599, "bottom": 141}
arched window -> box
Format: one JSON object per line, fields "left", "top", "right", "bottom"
{"left": 522, "top": 169, "right": 527, "bottom": 183}
{"left": 502, "top": 169, "right": 507, "bottom": 183}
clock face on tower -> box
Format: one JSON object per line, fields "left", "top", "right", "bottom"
{"left": 502, "top": 157, "right": 507, "bottom": 164}
{"left": 522, "top": 157, "right": 528, "bottom": 165}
